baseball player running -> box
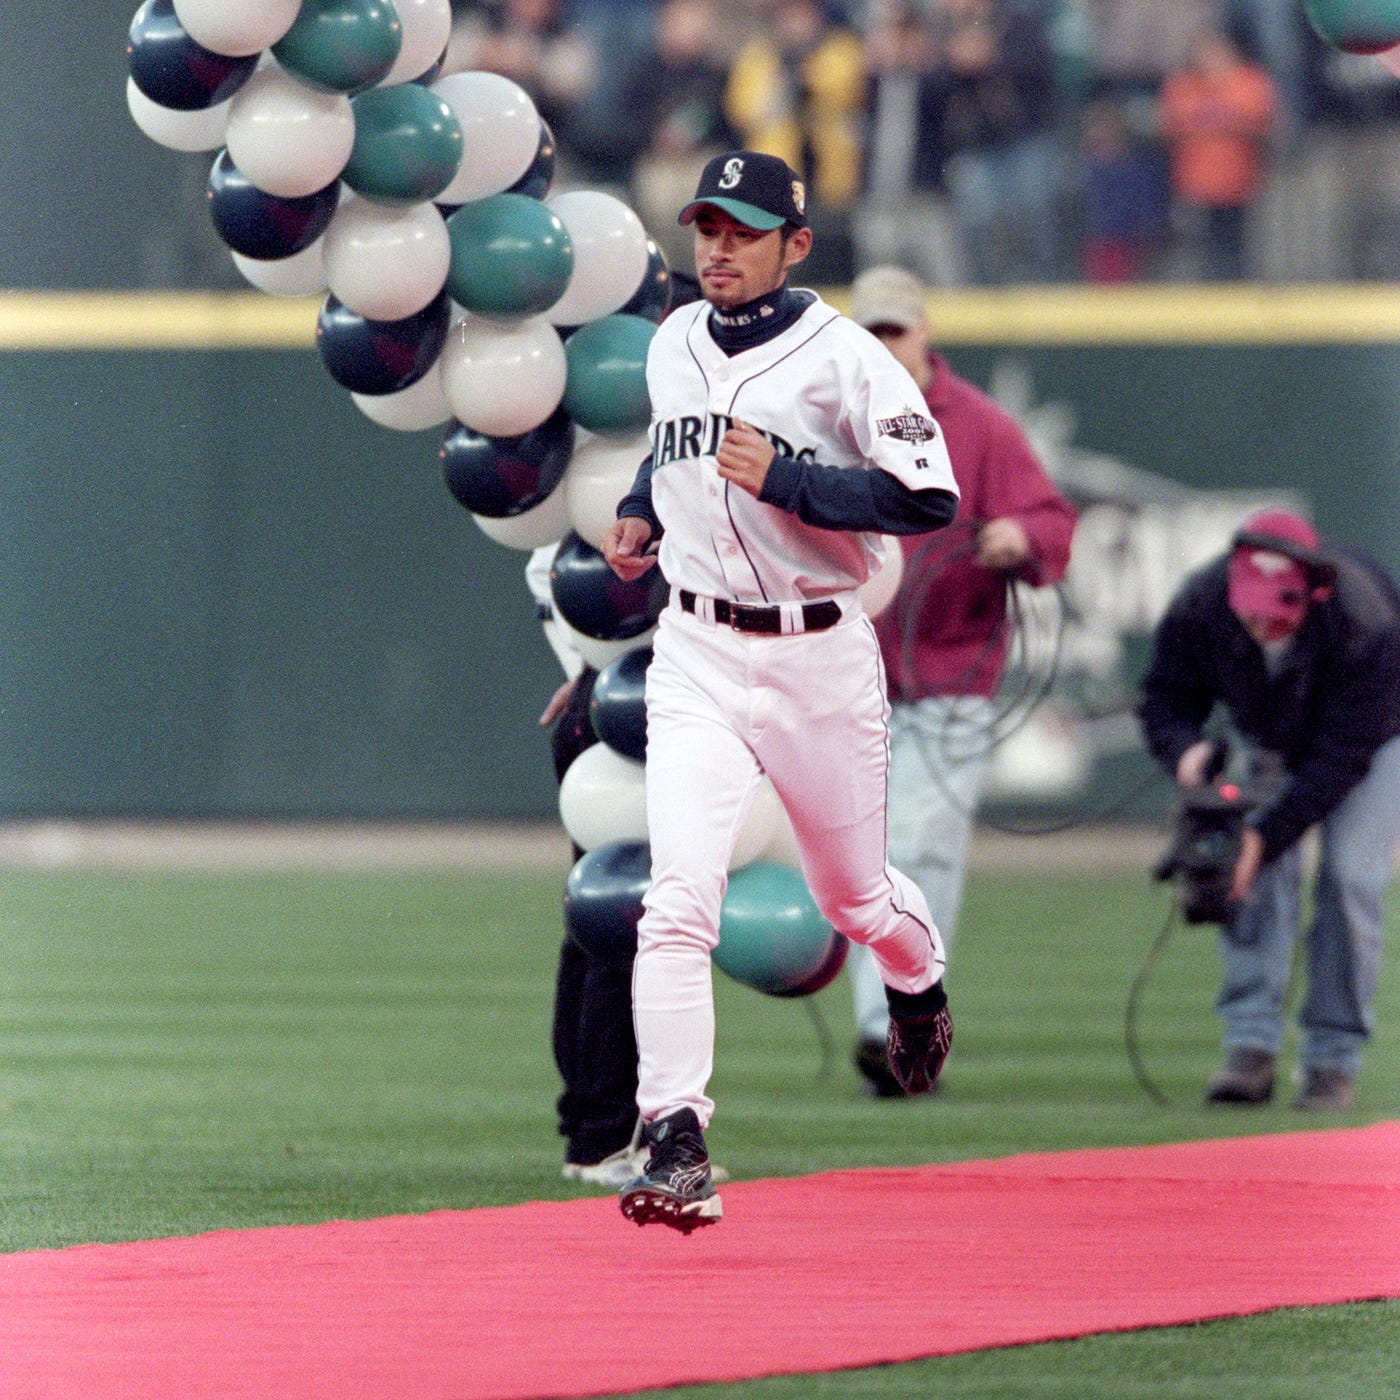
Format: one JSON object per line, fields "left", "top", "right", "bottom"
{"left": 600, "top": 151, "right": 959, "bottom": 1231}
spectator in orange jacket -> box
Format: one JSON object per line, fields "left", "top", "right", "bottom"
{"left": 1158, "top": 27, "right": 1279, "bottom": 281}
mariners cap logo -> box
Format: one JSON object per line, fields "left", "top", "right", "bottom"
{"left": 678, "top": 150, "right": 811, "bottom": 231}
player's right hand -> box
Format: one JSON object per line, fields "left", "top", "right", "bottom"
{"left": 601, "top": 517, "right": 657, "bottom": 580}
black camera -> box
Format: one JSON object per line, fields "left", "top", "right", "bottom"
{"left": 1152, "top": 779, "right": 1257, "bottom": 924}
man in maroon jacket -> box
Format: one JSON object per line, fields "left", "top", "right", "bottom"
{"left": 846, "top": 264, "right": 1078, "bottom": 1095}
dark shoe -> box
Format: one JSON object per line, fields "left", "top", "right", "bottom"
{"left": 1292, "top": 1065, "right": 1355, "bottom": 1113}
{"left": 854, "top": 1036, "right": 905, "bottom": 1098}
{"left": 886, "top": 981, "right": 952, "bottom": 1096}
{"left": 619, "top": 1108, "right": 722, "bottom": 1232}
{"left": 1204, "top": 1048, "right": 1276, "bottom": 1105}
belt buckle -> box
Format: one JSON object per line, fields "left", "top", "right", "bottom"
{"left": 731, "top": 602, "right": 778, "bottom": 634}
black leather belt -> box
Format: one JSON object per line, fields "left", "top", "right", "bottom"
{"left": 679, "top": 590, "right": 841, "bottom": 635}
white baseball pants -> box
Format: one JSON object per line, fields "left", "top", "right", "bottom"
{"left": 634, "top": 602, "right": 947, "bottom": 1127}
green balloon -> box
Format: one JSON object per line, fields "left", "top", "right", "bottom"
{"left": 1303, "top": 0, "right": 1400, "bottom": 53}
{"left": 272, "top": 0, "right": 403, "bottom": 95}
{"left": 445, "top": 194, "right": 574, "bottom": 318}
{"left": 715, "top": 862, "right": 841, "bottom": 998}
{"left": 344, "top": 85, "right": 463, "bottom": 204}
{"left": 561, "top": 314, "right": 656, "bottom": 433}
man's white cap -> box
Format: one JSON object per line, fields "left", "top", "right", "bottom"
{"left": 849, "top": 265, "right": 927, "bottom": 332}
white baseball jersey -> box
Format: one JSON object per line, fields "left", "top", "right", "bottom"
{"left": 643, "top": 292, "right": 959, "bottom": 604}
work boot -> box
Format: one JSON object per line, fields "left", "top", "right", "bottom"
{"left": 1292, "top": 1065, "right": 1356, "bottom": 1112}
{"left": 618, "top": 1108, "right": 722, "bottom": 1232}
{"left": 1204, "top": 1047, "right": 1275, "bottom": 1105}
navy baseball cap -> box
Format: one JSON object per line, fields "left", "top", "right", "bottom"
{"left": 678, "top": 151, "right": 809, "bottom": 231}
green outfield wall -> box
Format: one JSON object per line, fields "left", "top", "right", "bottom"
{"left": 1, "top": 287, "right": 1396, "bottom": 818}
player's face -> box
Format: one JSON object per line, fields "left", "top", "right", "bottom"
{"left": 692, "top": 206, "right": 811, "bottom": 310}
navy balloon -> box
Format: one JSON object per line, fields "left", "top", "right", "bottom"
{"left": 617, "top": 239, "right": 672, "bottom": 324}
{"left": 550, "top": 531, "right": 669, "bottom": 642}
{"left": 128, "top": 0, "right": 258, "bottom": 111}
{"left": 563, "top": 840, "right": 650, "bottom": 964}
{"left": 208, "top": 150, "right": 339, "bottom": 260}
{"left": 590, "top": 646, "right": 651, "bottom": 760}
{"left": 439, "top": 409, "right": 575, "bottom": 518}
{"left": 316, "top": 291, "right": 451, "bottom": 396}
{"left": 508, "top": 120, "right": 558, "bottom": 200}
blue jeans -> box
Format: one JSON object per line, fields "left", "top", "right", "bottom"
{"left": 849, "top": 696, "right": 992, "bottom": 1040}
{"left": 1218, "top": 733, "right": 1400, "bottom": 1075}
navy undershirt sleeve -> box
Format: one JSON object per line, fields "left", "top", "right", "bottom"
{"left": 616, "top": 453, "right": 663, "bottom": 539}
{"left": 759, "top": 456, "right": 958, "bottom": 535}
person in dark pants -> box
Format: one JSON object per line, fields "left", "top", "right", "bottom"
{"left": 529, "top": 545, "right": 643, "bottom": 1187}
{"left": 546, "top": 664, "right": 646, "bottom": 1184}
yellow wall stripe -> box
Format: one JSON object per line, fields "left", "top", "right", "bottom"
{"left": 0, "top": 291, "right": 319, "bottom": 350}
{"left": 1, "top": 284, "right": 1399, "bottom": 350}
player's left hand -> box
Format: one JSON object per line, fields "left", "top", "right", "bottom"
{"left": 716, "top": 419, "right": 774, "bottom": 498}
{"left": 976, "top": 517, "right": 1031, "bottom": 570}
{"left": 1229, "top": 826, "right": 1265, "bottom": 903}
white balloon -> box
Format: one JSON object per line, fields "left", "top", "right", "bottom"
{"left": 730, "top": 778, "right": 785, "bottom": 871}
{"left": 440, "top": 315, "right": 566, "bottom": 437}
{"left": 226, "top": 66, "right": 354, "bottom": 198}
{"left": 353, "top": 366, "right": 452, "bottom": 431}
{"left": 126, "top": 77, "right": 232, "bottom": 152}
{"left": 555, "top": 618, "right": 658, "bottom": 672}
{"left": 545, "top": 191, "right": 651, "bottom": 327}
{"left": 380, "top": 0, "right": 453, "bottom": 85}
{"left": 431, "top": 71, "right": 541, "bottom": 204}
{"left": 323, "top": 199, "right": 450, "bottom": 321}
{"left": 173, "top": 0, "right": 301, "bottom": 56}
{"left": 231, "top": 237, "right": 329, "bottom": 296}
{"left": 860, "top": 537, "right": 905, "bottom": 620}
{"left": 471, "top": 491, "right": 570, "bottom": 551}
{"left": 561, "top": 429, "right": 651, "bottom": 549}
{"left": 558, "top": 744, "right": 649, "bottom": 851}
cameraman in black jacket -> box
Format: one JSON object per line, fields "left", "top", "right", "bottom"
{"left": 1138, "top": 510, "right": 1400, "bottom": 1111}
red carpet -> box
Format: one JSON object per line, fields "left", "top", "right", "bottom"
{"left": 3, "top": 1124, "right": 1396, "bottom": 1399}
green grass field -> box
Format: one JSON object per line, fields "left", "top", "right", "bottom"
{"left": 1, "top": 855, "right": 1396, "bottom": 1398}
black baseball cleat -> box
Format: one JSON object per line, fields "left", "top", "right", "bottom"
{"left": 886, "top": 981, "right": 953, "bottom": 1095}
{"left": 619, "top": 1107, "right": 723, "bottom": 1232}
{"left": 854, "top": 1036, "right": 906, "bottom": 1098}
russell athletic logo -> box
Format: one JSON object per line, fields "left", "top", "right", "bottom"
{"left": 876, "top": 410, "right": 940, "bottom": 445}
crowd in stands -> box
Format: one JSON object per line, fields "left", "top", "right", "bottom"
{"left": 443, "top": 0, "right": 1400, "bottom": 286}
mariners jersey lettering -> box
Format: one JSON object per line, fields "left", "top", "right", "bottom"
{"left": 644, "top": 294, "right": 958, "bottom": 605}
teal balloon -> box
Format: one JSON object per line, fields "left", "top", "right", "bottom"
{"left": 272, "top": 0, "right": 403, "bottom": 95}
{"left": 561, "top": 314, "right": 655, "bottom": 433}
{"left": 715, "top": 862, "right": 847, "bottom": 998}
{"left": 344, "top": 85, "right": 463, "bottom": 204}
{"left": 445, "top": 194, "right": 574, "bottom": 317}
{"left": 1303, "top": 0, "right": 1400, "bottom": 53}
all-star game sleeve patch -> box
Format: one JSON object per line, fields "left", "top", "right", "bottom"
{"left": 876, "top": 410, "right": 940, "bottom": 444}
